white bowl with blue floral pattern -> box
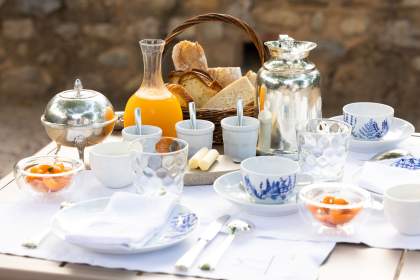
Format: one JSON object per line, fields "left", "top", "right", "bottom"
{"left": 343, "top": 102, "right": 394, "bottom": 141}
{"left": 240, "top": 156, "right": 299, "bottom": 204}
{"left": 331, "top": 116, "right": 414, "bottom": 153}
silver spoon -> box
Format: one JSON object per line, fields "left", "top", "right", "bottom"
{"left": 199, "top": 219, "right": 253, "bottom": 271}
{"left": 22, "top": 201, "right": 74, "bottom": 249}
{"left": 134, "top": 107, "right": 142, "bottom": 135}
{"left": 236, "top": 99, "right": 243, "bottom": 126}
{"left": 369, "top": 149, "right": 412, "bottom": 161}
{"left": 188, "top": 102, "right": 197, "bottom": 129}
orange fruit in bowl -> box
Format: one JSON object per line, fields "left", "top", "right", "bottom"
{"left": 25, "top": 163, "right": 73, "bottom": 193}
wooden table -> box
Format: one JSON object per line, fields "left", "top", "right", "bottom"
{"left": 1, "top": 137, "right": 419, "bottom": 280}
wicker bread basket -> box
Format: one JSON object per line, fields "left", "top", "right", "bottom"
{"left": 164, "top": 13, "right": 267, "bottom": 144}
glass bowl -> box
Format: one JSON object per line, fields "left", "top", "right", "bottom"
{"left": 14, "top": 155, "right": 84, "bottom": 196}
{"left": 298, "top": 183, "right": 370, "bottom": 235}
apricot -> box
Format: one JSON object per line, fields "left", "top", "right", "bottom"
{"left": 25, "top": 163, "right": 73, "bottom": 193}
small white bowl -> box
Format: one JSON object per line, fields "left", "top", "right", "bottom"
{"left": 89, "top": 142, "right": 133, "bottom": 189}
{"left": 221, "top": 116, "right": 259, "bottom": 163}
{"left": 343, "top": 102, "right": 394, "bottom": 141}
{"left": 384, "top": 184, "right": 420, "bottom": 235}
{"left": 175, "top": 119, "right": 214, "bottom": 157}
{"left": 240, "top": 156, "right": 299, "bottom": 204}
{"left": 122, "top": 125, "right": 162, "bottom": 142}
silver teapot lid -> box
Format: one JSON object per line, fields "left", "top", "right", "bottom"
{"left": 265, "top": 34, "right": 317, "bottom": 60}
{"left": 42, "top": 79, "right": 115, "bottom": 126}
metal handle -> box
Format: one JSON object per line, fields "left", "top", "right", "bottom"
{"left": 175, "top": 239, "right": 207, "bottom": 271}
{"left": 22, "top": 228, "right": 51, "bottom": 249}
{"left": 199, "top": 234, "right": 236, "bottom": 271}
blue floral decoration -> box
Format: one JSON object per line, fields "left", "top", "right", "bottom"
{"left": 170, "top": 213, "right": 198, "bottom": 234}
{"left": 350, "top": 118, "right": 388, "bottom": 140}
{"left": 243, "top": 175, "right": 295, "bottom": 201}
{"left": 391, "top": 157, "right": 420, "bottom": 170}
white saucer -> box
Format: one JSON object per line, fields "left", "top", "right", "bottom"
{"left": 213, "top": 171, "right": 298, "bottom": 217}
{"left": 51, "top": 198, "right": 198, "bottom": 254}
{"left": 330, "top": 116, "right": 414, "bottom": 153}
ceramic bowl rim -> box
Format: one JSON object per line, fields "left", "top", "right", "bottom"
{"left": 122, "top": 125, "right": 162, "bottom": 137}
{"left": 175, "top": 119, "right": 215, "bottom": 135}
{"left": 385, "top": 184, "right": 420, "bottom": 204}
{"left": 343, "top": 102, "right": 394, "bottom": 118}
{"left": 240, "top": 156, "right": 299, "bottom": 177}
{"left": 90, "top": 141, "right": 133, "bottom": 159}
{"left": 221, "top": 116, "right": 259, "bottom": 132}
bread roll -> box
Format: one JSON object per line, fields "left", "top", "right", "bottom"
{"left": 172, "top": 40, "right": 208, "bottom": 71}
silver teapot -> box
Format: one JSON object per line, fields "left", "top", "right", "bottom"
{"left": 41, "top": 79, "right": 117, "bottom": 161}
{"left": 257, "top": 35, "right": 321, "bottom": 157}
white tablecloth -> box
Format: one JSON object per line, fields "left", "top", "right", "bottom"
{"left": 0, "top": 175, "right": 334, "bottom": 280}
{"left": 1, "top": 136, "right": 420, "bottom": 279}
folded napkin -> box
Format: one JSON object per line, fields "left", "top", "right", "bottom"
{"left": 63, "top": 192, "right": 178, "bottom": 247}
{"left": 357, "top": 157, "right": 420, "bottom": 194}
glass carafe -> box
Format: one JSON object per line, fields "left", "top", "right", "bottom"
{"left": 124, "top": 39, "right": 183, "bottom": 136}
{"left": 257, "top": 35, "right": 321, "bottom": 157}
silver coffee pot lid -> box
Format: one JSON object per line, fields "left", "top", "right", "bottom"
{"left": 42, "top": 79, "right": 115, "bottom": 127}
{"left": 265, "top": 34, "right": 317, "bottom": 60}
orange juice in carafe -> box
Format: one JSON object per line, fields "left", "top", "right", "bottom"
{"left": 124, "top": 39, "right": 182, "bottom": 136}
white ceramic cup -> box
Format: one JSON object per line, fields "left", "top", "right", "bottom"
{"left": 221, "top": 116, "right": 259, "bottom": 163}
{"left": 343, "top": 102, "right": 394, "bottom": 140}
{"left": 384, "top": 184, "right": 420, "bottom": 235}
{"left": 175, "top": 119, "right": 214, "bottom": 157}
{"left": 240, "top": 156, "right": 299, "bottom": 204}
{"left": 122, "top": 125, "right": 162, "bottom": 142}
{"left": 89, "top": 142, "right": 134, "bottom": 188}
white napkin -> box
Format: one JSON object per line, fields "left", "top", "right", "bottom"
{"left": 357, "top": 160, "right": 420, "bottom": 194}
{"left": 63, "top": 192, "right": 178, "bottom": 247}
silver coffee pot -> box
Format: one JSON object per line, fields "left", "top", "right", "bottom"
{"left": 41, "top": 79, "right": 117, "bottom": 161}
{"left": 257, "top": 35, "right": 322, "bottom": 157}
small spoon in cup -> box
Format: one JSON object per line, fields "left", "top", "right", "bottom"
{"left": 188, "top": 102, "right": 198, "bottom": 130}
{"left": 236, "top": 99, "right": 244, "bottom": 126}
{"left": 134, "top": 107, "right": 142, "bottom": 135}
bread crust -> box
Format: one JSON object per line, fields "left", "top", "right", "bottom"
{"left": 172, "top": 40, "right": 208, "bottom": 71}
{"left": 166, "top": 83, "right": 193, "bottom": 108}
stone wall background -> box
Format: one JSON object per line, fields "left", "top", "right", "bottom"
{"left": 1, "top": 0, "right": 420, "bottom": 175}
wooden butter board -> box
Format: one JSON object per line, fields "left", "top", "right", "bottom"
{"left": 184, "top": 153, "right": 239, "bottom": 186}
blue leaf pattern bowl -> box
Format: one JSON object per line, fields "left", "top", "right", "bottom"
{"left": 243, "top": 175, "right": 296, "bottom": 203}
{"left": 344, "top": 114, "right": 389, "bottom": 140}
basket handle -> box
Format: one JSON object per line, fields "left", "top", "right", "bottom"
{"left": 164, "top": 13, "right": 267, "bottom": 65}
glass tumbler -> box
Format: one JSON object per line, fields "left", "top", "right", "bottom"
{"left": 297, "top": 119, "right": 351, "bottom": 182}
{"left": 130, "top": 137, "right": 188, "bottom": 197}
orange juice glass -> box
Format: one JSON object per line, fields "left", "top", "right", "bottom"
{"left": 124, "top": 39, "right": 182, "bottom": 136}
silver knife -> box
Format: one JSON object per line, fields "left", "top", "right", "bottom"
{"left": 175, "top": 214, "right": 230, "bottom": 271}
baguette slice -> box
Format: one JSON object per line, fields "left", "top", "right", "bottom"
{"left": 208, "top": 67, "right": 242, "bottom": 87}
{"left": 203, "top": 76, "right": 255, "bottom": 110}
{"left": 166, "top": 83, "right": 193, "bottom": 108}
{"left": 178, "top": 71, "right": 222, "bottom": 108}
